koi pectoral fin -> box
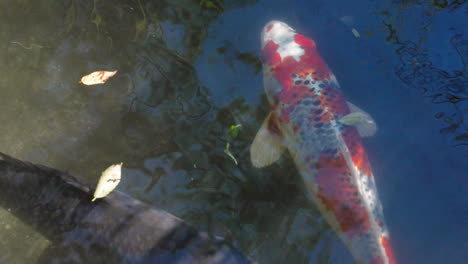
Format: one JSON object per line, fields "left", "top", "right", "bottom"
{"left": 339, "top": 102, "right": 377, "bottom": 137}
{"left": 250, "top": 112, "right": 285, "bottom": 168}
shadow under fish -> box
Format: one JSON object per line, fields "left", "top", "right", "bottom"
{"left": 0, "top": 152, "right": 250, "bottom": 264}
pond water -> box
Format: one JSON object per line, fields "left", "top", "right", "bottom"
{"left": 0, "top": 0, "right": 466, "bottom": 263}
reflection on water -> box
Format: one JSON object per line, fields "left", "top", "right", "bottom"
{"left": 0, "top": 0, "right": 466, "bottom": 263}
{"left": 376, "top": 0, "right": 467, "bottom": 146}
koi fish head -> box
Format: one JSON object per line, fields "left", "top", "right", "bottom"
{"left": 261, "top": 21, "right": 328, "bottom": 108}
{"left": 261, "top": 20, "right": 295, "bottom": 48}
{"left": 261, "top": 20, "right": 311, "bottom": 66}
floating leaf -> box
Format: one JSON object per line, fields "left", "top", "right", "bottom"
{"left": 79, "top": 70, "right": 117, "bottom": 86}
{"left": 224, "top": 142, "right": 238, "bottom": 165}
{"left": 92, "top": 162, "right": 123, "bottom": 202}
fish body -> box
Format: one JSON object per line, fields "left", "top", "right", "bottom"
{"left": 251, "top": 21, "right": 395, "bottom": 264}
{"left": 0, "top": 152, "right": 250, "bottom": 264}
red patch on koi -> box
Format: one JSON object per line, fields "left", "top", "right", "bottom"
{"left": 381, "top": 236, "right": 397, "bottom": 264}
{"left": 270, "top": 36, "right": 331, "bottom": 91}
{"left": 294, "top": 34, "right": 330, "bottom": 78}
{"left": 294, "top": 34, "right": 316, "bottom": 50}
{"left": 342, "top": 127, "right": 373, "bottom": 176}
{"left": 322, "top": 88, "right": 349, "bottom": 115}
{"left": 271, "top": 57, "right": 303, "bottom": 92}
{"left": 262, "top": 41, "right": 281, "bottom": 66}
{"left": 296, "top": 68, "right": 316, "bottom": 79}
{"left": 315, "top": 153, "right": 371, "bottom": 237}
{"left": 266, "top": 24, "right": 274, "bottom": 32}
{"left": 280, "top": 84, "right": 314, "bottom": 104}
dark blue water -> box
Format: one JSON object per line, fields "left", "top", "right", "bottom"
{"left": 0, "top": 0, "right": 466, "bottom": 263}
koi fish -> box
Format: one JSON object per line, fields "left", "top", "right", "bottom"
{"left": 251, "top": 20, "right": 396, "bottom": 264}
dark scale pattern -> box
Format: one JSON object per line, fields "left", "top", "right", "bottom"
{"left": 314, "top": 152, "right": 371, "bottom": 237}
{"left": 290, "top": 101, "right": 338, "bottom": 153}
{"left": 284, "top": 71, "right": 373, "bottom": 239}
{"left": 316, "top": 129, "right": 325, "bottom": 134}
{"left": 291, "top": 69, "right": 330, "bottom": 95}
{"left": 321, "top": 86, "right": 349, "bottom": 116}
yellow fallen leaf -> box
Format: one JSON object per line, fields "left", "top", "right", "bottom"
{"left": 79, "top": 70, "right": 117, "bottom": 86}
{"left": 92, "top": 162, "right": 123, "bottom": 202}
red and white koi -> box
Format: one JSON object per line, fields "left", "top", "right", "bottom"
{"left": 250, "top": 21, "right": 396, "bottom": 264}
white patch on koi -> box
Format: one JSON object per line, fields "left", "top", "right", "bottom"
{"left": 278, "top": 42, "right": 304, "bottom": 62}
{"left": 355, "top": 168, "right": 378, "bottom": 212}
{"left": 262, "top": 21, "right": 304, "bottom": 62}
{"left": 345, "top": 153, "right": 390, "bottom": 263}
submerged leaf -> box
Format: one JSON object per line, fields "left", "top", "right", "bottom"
{"left": 134, "top": 0, "right": 147, "bottom": 40}
{"left": 92, "top": 162, "right": 123, "bottom": 202}
{"left": 135, "top": 18, "right": 148, "bottom": 39}
{"left": 200, "top": 0, "right": 224, "bottom": 13}
{"left": 79, "top": 70, "right": 117, "bottom": 86}
{"left": 224, "top": 142, "right": 238, "bottom": 165}
{"left": 228, "top": 124, "right": 242, "bottom": 138}
{"left": 351, "top": 28, "right": 360, "bottom": 38}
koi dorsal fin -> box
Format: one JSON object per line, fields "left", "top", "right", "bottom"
{"left": 250, "top": 112, "right": 286, "bottom": 168}
{"left": 339, "top": 102, "right": 377, "bottom": 138}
